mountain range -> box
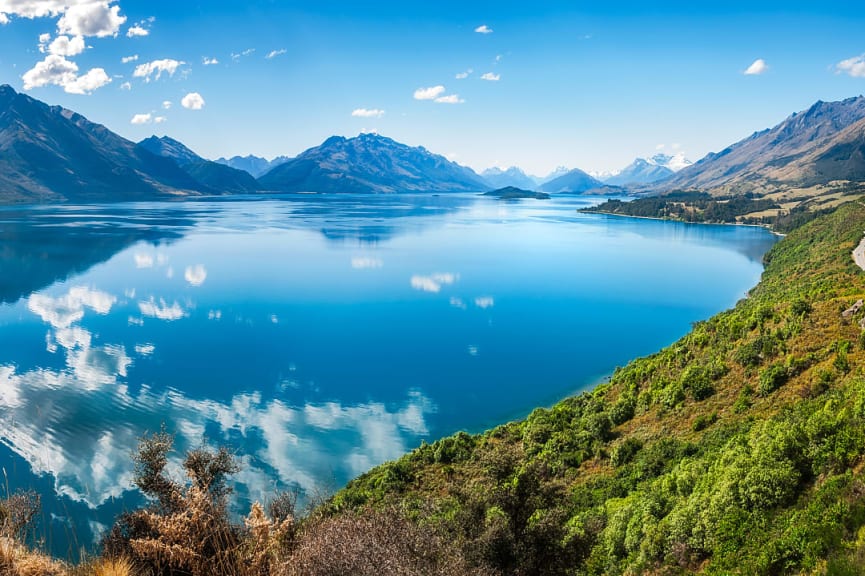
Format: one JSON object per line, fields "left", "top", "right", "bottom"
{"left": 602, "top": 153, "right": 693, "bottom": 186}
{"left": 258, "top": 133, "right": 488, "bottom": 194}
{"left": 138, "top": 136, "right": 261, "bottom": 194}
{"left": 215, "top": 155, "right": 291, "bottom": 178}
{"left": 653, "top": 96, "right": 865, "bottom": 196}
{"left": 0, "top": 85, "right": 208, "bottom": 204}
{"left": 1, "top": 84, "right": 864, "bottom": 203}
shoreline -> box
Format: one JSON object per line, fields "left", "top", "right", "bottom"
{"left": 581, "top": 208, "right": 787, "bottom": 236}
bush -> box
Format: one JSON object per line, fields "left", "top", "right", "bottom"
{"left": 759, "top": 364, "right": 789, "bottom": 396}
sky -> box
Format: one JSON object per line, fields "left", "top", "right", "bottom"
{"left": 1, "top": 1, "right": 864, "bottom": 175}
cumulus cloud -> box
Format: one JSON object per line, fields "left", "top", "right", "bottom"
{"left": 475, "top": 24, "right": 493, "bottom": 34}
{"left": 202, "top": 56, "right": 219, "bottom": 65}
{"left": 22, "top": 54, "right": 110, "bottom": 94}
{"left": 126, "top": 24, "right": 147, "bottom": 37}
{"left": 181, "top": 92, "right": 205, "bottom": 110}
{"left": 0, "top": 12, "right": 8, "bottom": 24}
{"left": 265, "top": 48, "right": 286, "bottom": 59}
{"left": 133, "top": 58, "right": 184, "bottom": 82}
{"left": 154, "top": 116, "right": 166, "bottom": 123}
{"left": 119, "top": 81, "right": 130, "bottom": 90}
{"left": 121, "top": 54, "right": 137, "bottom": 63}
{"left": 835, "top": 54, "right": 865, "bottom": 78}
{"left": 351, "top": 108, "right": 385, "bottom": 118}
{"left": 744, "top": 58, "right": 768, "bottom": 75}
{"left": 130, "top": 113, "right": 151, "bottom": 124}
{"left": 57, "top": 1, "right": 126, "bottom": 38}
{"left": 413, "top": 85, "right": 446, "bottom": 100}
{"left": 435, "top": 94, "right": 464, "bottom": 104}
{"left": 481, "top": 72, "right": 500, "bottom": 81}
{"left": 455, "top": 68, "right": 472, "bottom": 79}
{"left": 161, "top": 100, "right": 171, "bottom": 109}
{"left": 39, "top": 34, "right": 86, "bottom": 56}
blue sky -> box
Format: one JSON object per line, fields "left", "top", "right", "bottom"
{"left": 1, "top": 1, "right": 864, "bottom": 175}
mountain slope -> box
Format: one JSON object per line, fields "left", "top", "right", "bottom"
{"left": 258, "top": 133, "right": 489, "bottom": 193}
{"left": 481, "top": 166, "right": 538, "bottom": 190}
{"left": 216, "top": 154, "right": 291, "bottom": 178}
{"left": 604, "top": 158, "right": 674, "bottom": 186}
{"left": 657, "top": 95, "right": 865, "bottom": 196}
{"left": 333, "top": 200, "right": 865, "bottom": 575}
{"left": 138, "top": 135, "right": 261, "bottom": 193}
{"left": 0, "top": 85, "right": 207, "bottom": 203}
{"left": 538, "top": 167, "right": 602, "bottom": 193}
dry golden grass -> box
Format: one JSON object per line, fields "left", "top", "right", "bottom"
{"left": 0, "top": 537, "right": 67, "bottom": 576}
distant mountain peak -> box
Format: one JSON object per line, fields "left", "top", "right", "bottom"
{"left": 481, "top": 166, "right": 537, "bottom": 190}
{"left": 259, "top": 133, "right": 487, "bottom": 194}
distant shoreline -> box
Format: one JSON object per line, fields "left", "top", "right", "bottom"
{"left": 581, "top": 208, "right": 787, "bottom": 236}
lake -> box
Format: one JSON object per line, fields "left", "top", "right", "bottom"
{"left": 0, "top": 193, "right": 777, "bottom": 555}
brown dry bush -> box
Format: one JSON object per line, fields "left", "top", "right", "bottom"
{"left": 282, "top": 507, "right": 498, "bottom": 576}
{"left": 102, "top": 431, "right": 256, "bottom": 576}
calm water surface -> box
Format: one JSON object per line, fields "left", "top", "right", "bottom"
{"left": 0, "top": 194, "right": 777, "bottom": 553}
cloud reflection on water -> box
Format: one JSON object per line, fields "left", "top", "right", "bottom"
{"left": 0, "top": 285, "right": 435, "bottom": 512}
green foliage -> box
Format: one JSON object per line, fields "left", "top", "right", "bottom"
{"left": 333, "top": 202, "right": 865, "bottom": 576}
{"left": 759, "top": 363, "right": 789, "bottom": 396}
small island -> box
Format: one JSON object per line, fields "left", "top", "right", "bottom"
{"left": 482, "top": 186, "right": 551, "bottom": 200}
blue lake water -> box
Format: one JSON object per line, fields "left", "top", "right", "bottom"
{"left": 0, "top": 194, "right": 777, "bottom": 555}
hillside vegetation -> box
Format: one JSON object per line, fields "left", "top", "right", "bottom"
{"left": 330, "top": 200, "right": 865, "bottom": 575}
{"left": 3, "top": 201, "right": 865, "bottom": 575}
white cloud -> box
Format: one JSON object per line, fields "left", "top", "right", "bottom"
{"left": 744, "top": 58, "right": 768, "bottom": 75}
{"left": 231, "top": 48, "right": 255, "bottom": 61}
{"left": 455, "top": 68, "right": 472, "bottom": 79}
{"left": 265, "top": 48, "right": 286, "bottom": 59}
{"left": 121, "top": 54, "right": 137, "bottom": 63}
{"left": 475, "top": 24, "right": 493, "bottom": 34}
{"left": 181, "top": 91, "right": 205, "bottom": 110}
{"left": 119, "top": 81, "right": 130, "bottom": 90}
{"left": 835, "top": 54, "right": 865, "bottom": 78}
{"left": 0, "top": 12, "right": 8, "bottom": 24}
{"left": 57, "top": 1, "right": 126, "bottom": 38}
{"left": 133, "top": 58, "right": 184, "bottom": 82}
{"left": 481, "top": 72, "right": 500, "bottom": 81}
{"left": 154, "top": 116, "right": 166, "bottom": 123}
{"left": 202, "top": 56, "right": 218, "bottom": 65}
{"left": 449, "top": 297, "right": 467, "bottom": 310}
{"left": 351, "top": 108, "right": 385, "bottom": 118}
{"left": 21, "top": 54, "right": 110, "bottom": 94}
{"left": 130, "top": 113, "right": 151, "bottom": 124}
{"left": 161, "top": 100, "right": 171, "bottom": 109}
{"left": 39, "top": 34, "right": 86, "bottom": 56}
{"left": 414, "top": 85, "right": 445, "bottom": 100}
{"left": 184, "top": 265, "right": 207, "bottom": 286}
{"left": 410, "top": 272, "right": 458, "bottom": 293}
{"left": 435, "top": 94, "right": 464, "bottom": 104}
{"left": 65, "top": 66, "right": 110, "bottom": 94}
{"left": 126, "top": 24, "right": 147, "bottom": 37}
{"left": 351, "top": 257, "right": 383, "bottom": 269}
